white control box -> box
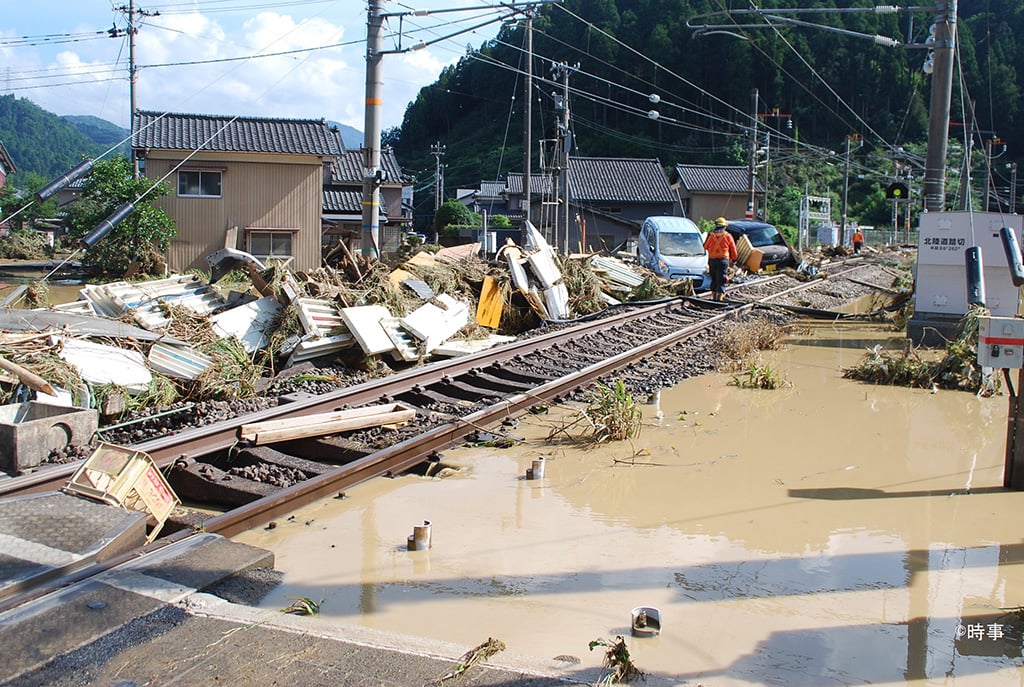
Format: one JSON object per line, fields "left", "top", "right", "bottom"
{"left": 914, "top": 211, "right": 1024, "bottom": 317}
{"left": 978, "top": 316, "right": 1024, "bottom": 368}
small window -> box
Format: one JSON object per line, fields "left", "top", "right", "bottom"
{"left": 178, "top": 170, "right": 222, "bottom": 197}
{"left": 247, "top": 230, "right": 294, "bottom": 260}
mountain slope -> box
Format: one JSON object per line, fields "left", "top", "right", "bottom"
{"left": 0, "top": 95, "right": 109, "bottom": 182}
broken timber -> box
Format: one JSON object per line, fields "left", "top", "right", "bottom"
{"left": 239, "top": 403, "right": 415, "bottom": 445}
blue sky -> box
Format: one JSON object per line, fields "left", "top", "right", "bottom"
{"left": 1, "top": 1, "right": 510, "bottom": 134}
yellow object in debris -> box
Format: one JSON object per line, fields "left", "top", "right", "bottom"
{"left": 63, "top": 443, "right": 180, "bottom": 543}
{"left": 476, "top": 275, "right": 503, "bottom": 328}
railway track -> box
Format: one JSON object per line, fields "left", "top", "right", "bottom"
{"left": 0, "top": 261, "right": 888, "bottom": 609}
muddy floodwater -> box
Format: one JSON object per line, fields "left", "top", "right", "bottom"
{"left": 236, "top": 320, "right": 1024, "bottom": 686}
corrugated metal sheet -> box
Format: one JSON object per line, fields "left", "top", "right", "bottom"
{"left": 148, "top": 342, "right": 214, "bottom": 380}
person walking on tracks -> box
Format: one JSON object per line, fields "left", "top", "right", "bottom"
{"left": 704, "top": 217, "right": 738, "bottom": 302}
{"left": 852, "top": 228, "right": 864, "bottom": 253}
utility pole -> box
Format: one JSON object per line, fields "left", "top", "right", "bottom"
{"left": 114, "top": 1, "right": 158, "bottom": 178}
{"left": 840, "top": 133, "right": 861, "bottom": 247}
{"left": 431, "top": 141, "right": 446, "bottom": 243}
{"left": 1010, "top": 162, "right": 1019, "bottom": 214}
{"left": 362, "top": 0, "right": 385, "bottom": 259}
{"left": 746, "top": 88, "right": 759, "bottom": 219}
{"left": 922, "top": 0, "right": 957, "bottom": 212}
{"left": 521, "top": 12, "right": 533, "bottom": 242}
{"left": 552, "top": 61, "right": 576, "bottom": 254}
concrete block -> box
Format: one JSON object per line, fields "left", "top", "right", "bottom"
{"left": 0, "top": 402, "right": 98, "bottom": 473}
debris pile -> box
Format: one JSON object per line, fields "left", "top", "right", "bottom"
{"left": 0, "top": 234, "right": 686, "bottom": 422}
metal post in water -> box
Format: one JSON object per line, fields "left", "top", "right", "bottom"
{"left": 408, "top": 520, "right": 432, "bottom": 550}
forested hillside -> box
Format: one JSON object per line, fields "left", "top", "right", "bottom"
{"left": 394, "top": 0, "right": 1023, "bottom": 228}
{"left": 0, "top": 95, "right": 116, "bottom": 182}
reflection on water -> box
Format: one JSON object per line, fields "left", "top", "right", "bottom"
{"left": 235, "top": 321, "right": 1024, "bottom": 685}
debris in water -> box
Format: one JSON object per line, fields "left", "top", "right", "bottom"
{"left": 431, "top": 637, "right": 506, "bottom": 684}
{"left": 589, "top": 635, "right": 644, "bottom": 684}
{"left": 280, "top": 596, "right": 322, "bottom": 616}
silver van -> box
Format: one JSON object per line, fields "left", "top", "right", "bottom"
{"left": 637, "top": 216, "right": 710, "bottom": 291}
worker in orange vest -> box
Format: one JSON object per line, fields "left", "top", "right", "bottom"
{"left": 852, "top": 228, "right": 864, "bottom": 253}
{"left": 704, "top": 217, "right": 738, "bottom": 302}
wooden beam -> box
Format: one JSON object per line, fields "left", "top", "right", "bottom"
{"left": 240, "top": 404, "right": 415, "bottom": 444}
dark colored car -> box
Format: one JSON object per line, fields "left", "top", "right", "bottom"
{"left": 724, "top": 220, "right": 798, "bottom": 271}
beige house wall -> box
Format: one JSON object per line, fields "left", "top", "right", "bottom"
{"left": 675, "top": 189, "right": 761, "bottom": 225}
{"left": 143, "top": 151, "right": 323, "bottom": 273}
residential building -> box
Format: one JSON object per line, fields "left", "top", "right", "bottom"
{"left": 0, "top": 140, "right": 15, "bottom": 189}
{"left": 322, "top": 147, "right": 413, "bottom": 254}
{"left": 563, "top": 156, "right": 678, "bottom": 253}
{"left": 671, "top": 164, "right": 765, "bottom": 224}
{"left": 133, "top": 111, "right": 344, "bottom": 272}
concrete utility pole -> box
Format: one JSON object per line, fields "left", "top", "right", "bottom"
{"left": 431, "top": 141, "right": 446, "bottom": 243}
{"left": 746, "top": 88, "right": 759, "bottom": 219}
{"left": 114, "top": 0, "right": 158, "bottom": 178}
{"left": 840, "top": 133, "right": 861, "bottom": 247}
{"left": 552, "top": 61, "right": 576, "bottom": 254}
{"left": 521, "top": 12, "right": 533, "bottom": 241}
{"left": 362, "top": 0, "right": 385, "bottom": 259}
{"left": 1010, "top": 162, "right": 1019, "bottom": 214}
{"left": 922, "top": 0, "right": 957, "bottom": 212}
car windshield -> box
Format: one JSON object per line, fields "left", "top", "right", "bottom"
{"left": 659, "top": 231, "right": 705, "bottom": 257}
{"left": 746, "top": 226, "right": 787, "bottom": 247}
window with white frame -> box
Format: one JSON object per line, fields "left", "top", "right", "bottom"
{"left": 178, "top": 170, "right": 222, "bottom": 197}
{"left": 247, "top": 229, "right": 295, "bottom": 261}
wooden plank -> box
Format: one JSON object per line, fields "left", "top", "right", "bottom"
{"left": 243, "top": 409, "right": 416, "bottom": 444}
{"left": 240, "top": 403, "right": 402, "bottom": 437}
{"left": 476, "top": 275, "right": 503, "bottom": 328}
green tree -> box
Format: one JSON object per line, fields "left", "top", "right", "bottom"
{"left": 65, "top": 156, "right": 176, "bottom": 276}
{"left": 489, "top": 214, "right": 512, "bottom": 228}
{"left": 0, "top": 172, "right": 59, "bottom": 233}
{"left": 433, "top": 198, "right": 479, "bottom": 236}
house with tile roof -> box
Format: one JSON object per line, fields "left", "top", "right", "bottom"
{"left": 0, "top": 140, "right": 15, "bottom": 189}
{"left": 671, "top": 164, "right": 765, "bottom": 225}
{"left": 470, "top": 159, "right": 678, "bottom": 253}
{"left": 133, "top": 110, "right": 344, "bottom": 272}
{"left": 563, "top": 157, "right": 678, "bottom": 252}
{"left": 322, "top": 147, "right": 412, "bottom": 253}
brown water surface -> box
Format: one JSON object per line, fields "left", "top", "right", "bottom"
{"left": 236, "top": 320, "right": 1024, "bottom": 685}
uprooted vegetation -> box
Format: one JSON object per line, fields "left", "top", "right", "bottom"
{"left": 545, "top": 379, "right": 643, "bottom": 445}
{"left": 589, "top": 635, "right": 645, "bottom": 685}
{"left": 711, "top": 316, "right": 790, "bottom": 371}
{"left": 843, "top": 305, "right": 998, "bottom": 395}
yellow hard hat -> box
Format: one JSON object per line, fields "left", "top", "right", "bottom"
{"left": 715, "top": 217, "right": 729, "bottom": 228}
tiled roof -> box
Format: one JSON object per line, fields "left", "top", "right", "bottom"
{"left": 323, "top": 189, "right": 389, "bottom": 215}
{"left": 133, "top": 111, "right": 343, "bottom": 156}
{"left": 330, "top": 148, "right": 408, "bottom": 184}
{"left": 478, "top": 180, "right": 505, "bottom": 198}
{"left": 0, "top": 140, "right": 16, "bottom": 175}
{"left": 673, "top": 164, "right": 765, "bottom": 193}
{"left": 568, "top": 157, "right": 675, "bottom": 203}
{"left": 506, "top": 173, "right": 554, "bottom": 195}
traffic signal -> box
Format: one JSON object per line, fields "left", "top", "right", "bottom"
{"left": 886, "top": 182, "right": 909, "bottom": 199}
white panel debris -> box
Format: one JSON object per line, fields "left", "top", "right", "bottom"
{"left": 210, "top": 296, "right": 282, "bottom": 353}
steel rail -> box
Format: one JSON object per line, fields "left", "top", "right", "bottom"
{"left": 0, "top": 263, "right": 868, "bottom": 498}
{"left": 0, "top": 264, "right": 872, "bottom": 611}
{"left": 171, "top": 302, "right": 753, "bottom": 540}
{"left": 0, "top": 298, "right": 691, "bottom": 495}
